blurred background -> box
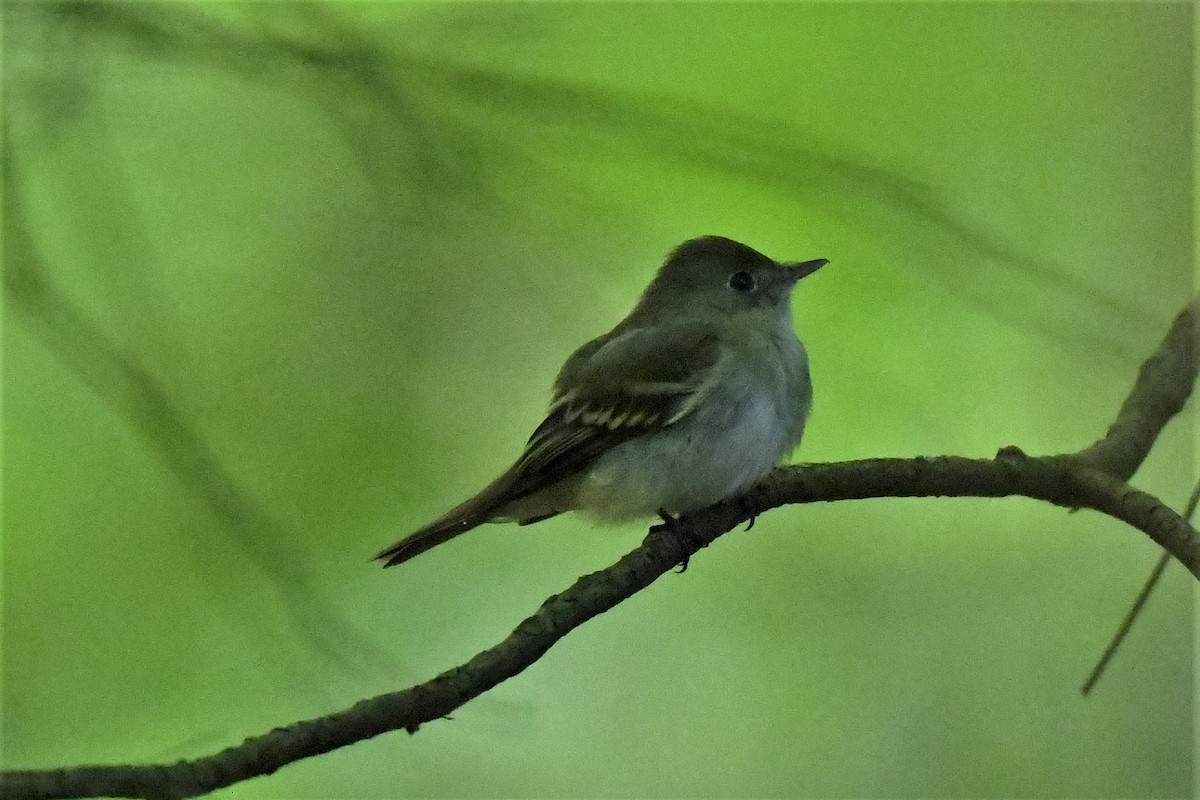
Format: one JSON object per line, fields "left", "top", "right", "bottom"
{"left": 2, "top": 3, "right": 1194, "bottom": 797}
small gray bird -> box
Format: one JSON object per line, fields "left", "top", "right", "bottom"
{"left": 377, "top": 236, "right": 825, "bottom": 567}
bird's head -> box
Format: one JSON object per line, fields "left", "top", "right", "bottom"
{"left": 637, "top": 236, "right": 826, "bottom": 319}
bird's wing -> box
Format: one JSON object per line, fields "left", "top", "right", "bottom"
{"left": 509, "top": 322, "right": 722, "bottom": 495}
{"left": 376, "top": 324, "right": 721, "bottom": 567}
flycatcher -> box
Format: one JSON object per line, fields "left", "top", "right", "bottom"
{"left": 377, "top": 236, "right": 825, "bottom": 567}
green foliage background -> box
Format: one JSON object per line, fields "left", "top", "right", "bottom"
{"left": 3, "top": 3, "right": 1194, "bottom": 797}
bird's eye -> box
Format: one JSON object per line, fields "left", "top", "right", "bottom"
{"left": 727, "top": 271, "right": 755, "bottom": 293}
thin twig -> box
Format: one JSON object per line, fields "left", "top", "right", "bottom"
{"left": 1080, "top": 477, "right": 1200, "bottom": 695}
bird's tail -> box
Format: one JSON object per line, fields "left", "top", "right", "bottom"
{"left": 375, "top": 468, "right": 522, "bottom": 568}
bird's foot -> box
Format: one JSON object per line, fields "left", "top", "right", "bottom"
{"left": 651, "top": 508, "right": 679, "bottom": 534}
{"left": 654, "top": 508, "right": 702, "bottom": 573}
{"left": 741, "top": 494, "right": 761, "bottom": 531}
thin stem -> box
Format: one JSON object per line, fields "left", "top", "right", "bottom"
{"left": 1080, "top": 477, "right": 1200, "bottom": 696}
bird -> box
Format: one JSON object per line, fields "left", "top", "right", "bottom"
{"left": 377, "top": 235, "right": 826, "bottom": 567}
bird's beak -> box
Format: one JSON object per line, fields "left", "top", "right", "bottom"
{"left": 781, "top": 258, "right": 828, "bottom": 283}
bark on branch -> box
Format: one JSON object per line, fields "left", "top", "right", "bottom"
{"left": 3, "top": 299, "right": 1196, "bottom": 800}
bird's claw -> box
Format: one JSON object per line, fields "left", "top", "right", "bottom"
{"left": 653, "top": 509, "right": 696, "bottom": 573}
{"left": 651, "top": 508, "right": 679, "bottom": 535}
{"left": 742, "top": 494, "right": 761, "bottom": 531}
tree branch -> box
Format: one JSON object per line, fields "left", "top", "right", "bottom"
{"left": 4, "top": 298, "right": 1196, "bottom": 800}
{"left": 1073, "top": 299, "right": 1199, "bottom": 479}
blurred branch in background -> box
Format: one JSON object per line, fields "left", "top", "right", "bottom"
{"left": 31, "top": 2, "right": 1150, "bottom": 361}
{"left": 414, "top": 62, "right": 1145, "bottom": 362}
{"left": 3, "top": 148, "right": 394, "bottom": 681}
{"left": 31, "top": 2, "right": 507, "bottom": 217}
{"left": 3, "top": 298, "right": 1194, "bottom": 800}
